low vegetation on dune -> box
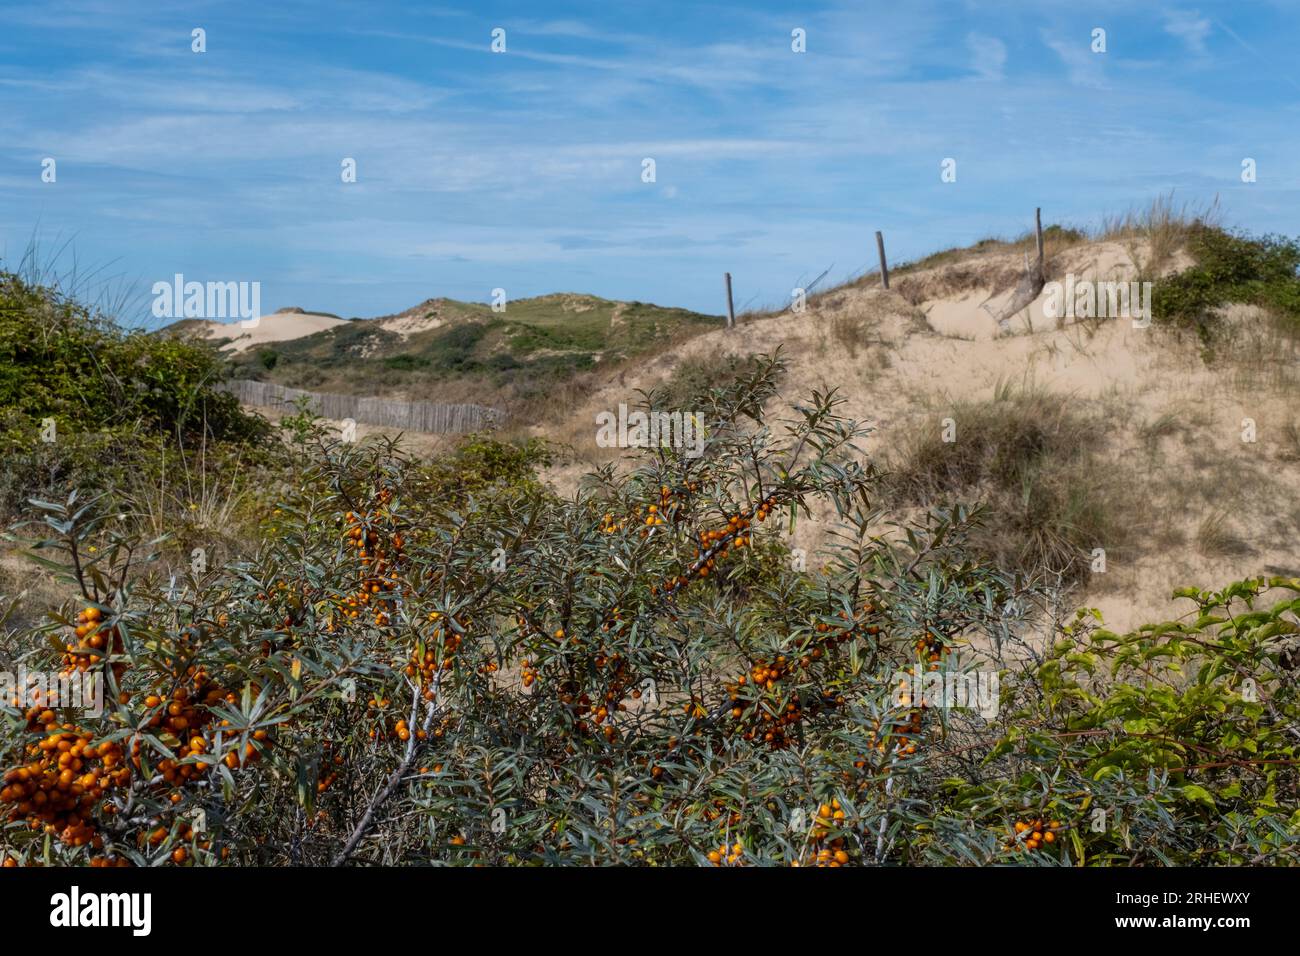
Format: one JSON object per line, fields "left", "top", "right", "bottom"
{"left": 1153, "top": 226, "right": 1300, "bottom": 340}
{"left": 822, "top": 195, "right": 1232, "bottom": 310}
{"left": 884, "top": 381, "right": 1129, "bottom": 584}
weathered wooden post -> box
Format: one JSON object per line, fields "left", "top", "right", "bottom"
{"left": 995, "top": 209, "right": 1049, "bottom": 332}
{"left": 875, "top": 231, "right": 890, "bottom": 290}
{"left": 1034, "top": 207, "right": 1044, "bottom": 281}
{"left": 724, "top": 272, "right": 736, "bottom": 329}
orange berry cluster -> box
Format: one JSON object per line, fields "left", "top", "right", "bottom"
{"left": 802, "top": 618, "right": 857, "bottom": 660}
{"left": 141, "top": 669, "right": 269, "bottom": 773}
{"left": 0, "top": 851, "right": 129, "bottom": 868}
{"left": 617, "top": 486, "right": 778, "bottom": 595}
{"left": 61, "top": 606, "right": 123, "bottom": 676}
{"left": 317, "top": 744, "right": 345, "bottom": 793}
{"left": 699, "top": 799, "right": 741, "bottom": 827}
{"left": 643, "top": 503, "right": 667, "bottom": 528}
{"left": 722, "top": 617, "right": 857, "bottom": 748}
{"left": 868, "top": 703, "right": 924, "bottom": 759}
{"left": 591, "top": 651, "right": 634, "bottom": 732}
{"left": 880, "top": 633, "right": 949, "bottom": 756}
{"left": 1011, "top": 818, "right": 1061, "bottom": 851}
{"left": 707, "top": 841, "right": 745, "bottom": 866}
{"left": 143, "top": 821, "right": 214, "bottom": 863}
{"left": 515, "top": 614, "right": 641, "bottom": 743}
{"left": 808, "top": 800, "right": 852, "bottom": 867}
{"left": 660, "top": 481, "right": 697, "bottom": 506}
{"left": 914, "top": 629, "right": 952, "bottom": 670}
{"left": 747, "top": 655, "right": 786, "bottom": 692}
{"left": 557, "top": 683, "right": 601, "bottom": 736}
{"left": 598, "top": 607, "right": 626, "bottom": 635}
{"left": 405, "top": 611, "right": 465, "bottom": 694}
{"left": 364, "top": 696, "right": 392, "bottom": 741}
{"left": 601, "top": 482, "right": 698, "bottom": 536}
{"left": 219, "top": 727, "right": 271, "bottom": 771}
{"left": 342, "top": 498, "right": 405, "bottom": 626}
{"left": 2, "top": 601, "right": 279, "bottom": 862}
{"left": 657, "top": 509, "right": 758, "bottom": 592}
{"left": 560, "top": 682, "right": 622, "bottom": 742}
{"left": 0, "top": 716, "right": 129, "bottom": 848}
{"left": 370, "top": 710, "right": 447, "bottom": 744}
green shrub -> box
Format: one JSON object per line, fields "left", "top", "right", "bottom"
{"left": 656, "top": 352, "right": 772, "bottom": 411}
{"left": 381, "top": 354, "right": 431, "bottom": 372}
{"left": 1154, "top": 227, "right": 1300, "bottom": 336}
{"left": 0, "top": 271, "right": 272, "bottom": 518}
{"left": 0, "top": 274, "right": 264, "bottom": 445}
{"left": 414, "top": 433, "right": 552, "bottom": 507}
{"left": 931, "top": 580, "right": 1300, "bottom": 865}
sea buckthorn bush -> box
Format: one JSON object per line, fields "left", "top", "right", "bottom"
{"left": 2, "top": 354, "right": 1297, "bottom": 866}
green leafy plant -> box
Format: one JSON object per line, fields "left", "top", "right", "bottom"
{"left": 1153, "top": 227, "right": 1300, "bottom": 338}
{"left": 0, "top": 271, "right": 271, "bottom": 520}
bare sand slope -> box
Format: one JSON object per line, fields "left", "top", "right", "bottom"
{"left": 371, "top": 298, "right": 454, "bottom": 340}
{"left": 187, "top": 310, "right": 349, "bottom": 353}
{"left": 917, "top": 241, "right": 1190, "bottom": 340}
{"left": 541, "top": 239, "right": 1299, "bottom": 633}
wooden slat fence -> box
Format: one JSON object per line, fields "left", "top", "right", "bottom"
{"left": 219, "top": 379, "right": 503, "bottom": 434}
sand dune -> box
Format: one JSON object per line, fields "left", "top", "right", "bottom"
{"left": 185, "top": 310, "right": 348, "bottom": 353}
{"left": 540, "top": 237, "right": 1298, "bottom": 634}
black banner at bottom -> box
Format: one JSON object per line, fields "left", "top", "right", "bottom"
{"left": 0, "top": 865, "right": 1284, "bottom": 941}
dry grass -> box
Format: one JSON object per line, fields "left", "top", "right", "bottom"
{"left": 1195, "top": 510, "right": 1252, "bottom": 557}
{"left": 893, "top": 263, "right": 1019, "bottom": 306}
{"left": 1282, "top": 421, "right": 1300, "bottom": 462}
{"left": 0, "top": 549, "right": 73, "bottom": 632}
{"left": 1138, "top": 410, "right": 1187, "bottom": 452}
{"left": 1206, "top": 306, "right": 1300, "bottom": 397}
{"left": 884, "top": 381, "right": 1134, "bottom": 582}
{"left": 1099, "top": 192, "right": 1219, "bottom": 279}
{"left": 829, "top": 311, "right": 874, "bottom": 358}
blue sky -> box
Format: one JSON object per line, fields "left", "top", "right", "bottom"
{"left": 1, "top": 0, "right": 1297, "bottom": 327}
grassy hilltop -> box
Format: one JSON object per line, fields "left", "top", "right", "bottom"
{"left": 222, "top": 293, "right": 720, "bottom": 410}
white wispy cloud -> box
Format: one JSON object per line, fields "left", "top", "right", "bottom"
{"left": 1041, "top": 30, "right": 1108, "bottom": 88}
{"left": 1163, "top": 10, "right": 1212, "bottom": 55}
{"left": 967, "top": 33, "right": 1007, "bottom": 80}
